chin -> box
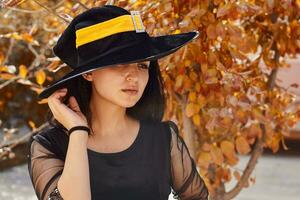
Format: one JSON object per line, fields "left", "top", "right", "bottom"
{"left": 122, "top": 101, "right": 138, "bottom": 108}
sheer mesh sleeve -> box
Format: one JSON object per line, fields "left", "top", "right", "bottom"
{"left": 167, "top": 121, "right": 209, "bottom": 200}
{"left": 29, "top": 140, "right": 64, "bottom": 200}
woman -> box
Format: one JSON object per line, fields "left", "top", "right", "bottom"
{"left": 27, "top": 5, "right": 209, "bottom": 200}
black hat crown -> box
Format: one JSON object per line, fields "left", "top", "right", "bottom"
{"left": 53, "top": 5, "right": 149, "bottom": 69}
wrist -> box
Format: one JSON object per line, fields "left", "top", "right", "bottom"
{"left": 69, "top": 130, "right": 89, "bottom": 141}
{"left": 68, "top": 125, "right": 91, "bottom": 136}
{"left": 67, "top": 123, "right": 88, "bottom": 131}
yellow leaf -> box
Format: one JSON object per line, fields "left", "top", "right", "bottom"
{"left": 192, "top": 114, "right": 201, "bottom": 126}
{"left": 210, "top": 146, "right": 224, "bottom": 165}
{"left": 235, "top": 136, "right": 251, "bottom": 155}
{"left": 188, "top": 91, "right": 197, "bottom": 102}
{"left": 0, "top": 52, "right": 4, "bottom": 64}
{"left": 28, "top": 120, "right": 36, "bottom": 129}
{"left": 35, "top": 70, "right": 46, "bottom": 85}
{"left": 185, "top": 103, "right": 196, "bottom": 117}
{"left": 184, "top": 60, "right": 191, "bottom": 67}
{"left": 11, "top": 32, "right": 22, "bottom": 40}
{"left": 173, "top": 29, "right": 181, "bottom": 34}
{"left": 19, "top": 64, "right": 28, "bottom": 78}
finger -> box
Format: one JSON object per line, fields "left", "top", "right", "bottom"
{"left": 48, "top": 89, "right": 68, "bottom": 110}
{"left": 69, "top": 96, "right": 81, "bottom": 112}
{"left": 49, "top": 89, "right": 68, "bottom": 102}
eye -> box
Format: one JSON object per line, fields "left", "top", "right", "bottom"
{"left": 137, "top": 63, "right": 149, "bottom": 69}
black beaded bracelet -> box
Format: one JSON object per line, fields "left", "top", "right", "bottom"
{"left": 68, "top": 126, "right": 90, "bottom": 136}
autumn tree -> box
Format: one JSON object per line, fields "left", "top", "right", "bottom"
{"left": 1, "top": 0, "right": 300, "bottom": 199}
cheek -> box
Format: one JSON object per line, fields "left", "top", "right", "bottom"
{"left": 91, "top": 71, "right": 120, "bottom": 96}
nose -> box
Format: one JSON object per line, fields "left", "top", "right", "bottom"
{"left": 124, "top": 64, "right": 139, "bottom": 81}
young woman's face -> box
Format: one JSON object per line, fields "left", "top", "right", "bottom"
{"left": 82, "top": 61, "right": 150, "bottom": 107}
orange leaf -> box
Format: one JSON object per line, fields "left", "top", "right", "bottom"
{"left": 0, "top": 73, "right": 15, "bottom": 80}
{"left": 183, "top": 75, "right": 193, "bottom": 90}
{"left": 227, "top": 153, "right": 239, "bottom": 166}
{"left": 220, "top": 140, "right": 235, "bottom": 158}
{"left": 198, "top": 152, "right": 212, "bottom": 169}
{"left": 47, "top": 61, "right": 61, "bottom": 72}
{"left": 21, "top": 33, "right": 33, "bottom": 43}
{"left": 233, "top": 170, "right": 241, "bottom": 181}
{"left": 38, "top": 98, "right": 48, "bottom": 104}
{"left": 223, "top": 168, "right": 232, "bottom": 182}
{"left": 206, "top": 24, "right": 217, "bottom": 40}
{"left": 195, "top": 82, "right": 201, "bottom": 92}
{"left": 235, "top": 136, "right": 251, "bottom": 155}
{"left": 210, "top": 146, "right": 224, "bottom": 165}
{"left": 189, "top": 71, "right": 198, "bottom": 82}
{"left": 216, "top": 4, "right": 231, "bottom": 18}
{"left": 28, "top": 120, "right": 36, "bottom": 129}
{"left": 175, "top": 74, "right": 184, "bottom": 89}
{"left": 202, "top": 142, "right": 212, "bottom": 151}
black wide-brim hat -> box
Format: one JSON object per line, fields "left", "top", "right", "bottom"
{"left": 38, "top": 5, "right": 200, "bottom": 99}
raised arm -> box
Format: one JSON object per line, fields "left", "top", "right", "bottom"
{"left": 167, "top": 121, "right": 209, "bottom": 200}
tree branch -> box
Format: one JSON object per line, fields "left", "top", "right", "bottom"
{"left": 73, "top": 0, "right": 89, "bottom": 10}
{"left": 32, "top": 0, "right": 70, "bottom": 24}
{"left": 223, "top": 50, "right": 280, "bottom": 200}
{"left": 0, "top": 122, "right": 49, "bottom": 160}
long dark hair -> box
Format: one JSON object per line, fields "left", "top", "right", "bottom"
{"left": 45, "top": 60, "right": 166, "bottom": 135}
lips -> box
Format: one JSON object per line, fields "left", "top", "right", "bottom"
{"left": 121, "top": 86, "right": 138, "bottom": 96}
{"left": 122, "top": 89, "right": 138, "bottom": 92}
{"left": 121, "top": 87, "right": 138, "bottom": 92}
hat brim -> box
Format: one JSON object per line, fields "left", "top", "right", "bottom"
{"left": 38, "top": 31, "right": 200, "bottom": 99}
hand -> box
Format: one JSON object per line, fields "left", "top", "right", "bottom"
{"left": 47, "top": 88, "right": 88, "bottom": 131}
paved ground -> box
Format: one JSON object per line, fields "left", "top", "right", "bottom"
{"left": 0, "top": 141, "right": 299, "bottom": 200}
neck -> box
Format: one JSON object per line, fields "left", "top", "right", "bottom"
{"left": 88, "top": 90, "right": 133, "bottom": 139}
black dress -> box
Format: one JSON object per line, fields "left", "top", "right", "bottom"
{"left": 27, "top": 119, "right": 209, "bottom": 200}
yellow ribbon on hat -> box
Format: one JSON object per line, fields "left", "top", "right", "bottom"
{"left": 75, "top": 13, "right": 145, "bottom": 48}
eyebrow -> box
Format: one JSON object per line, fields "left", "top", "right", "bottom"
{"left": 138, "top": 61, "right": 149, "bottom": 65}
